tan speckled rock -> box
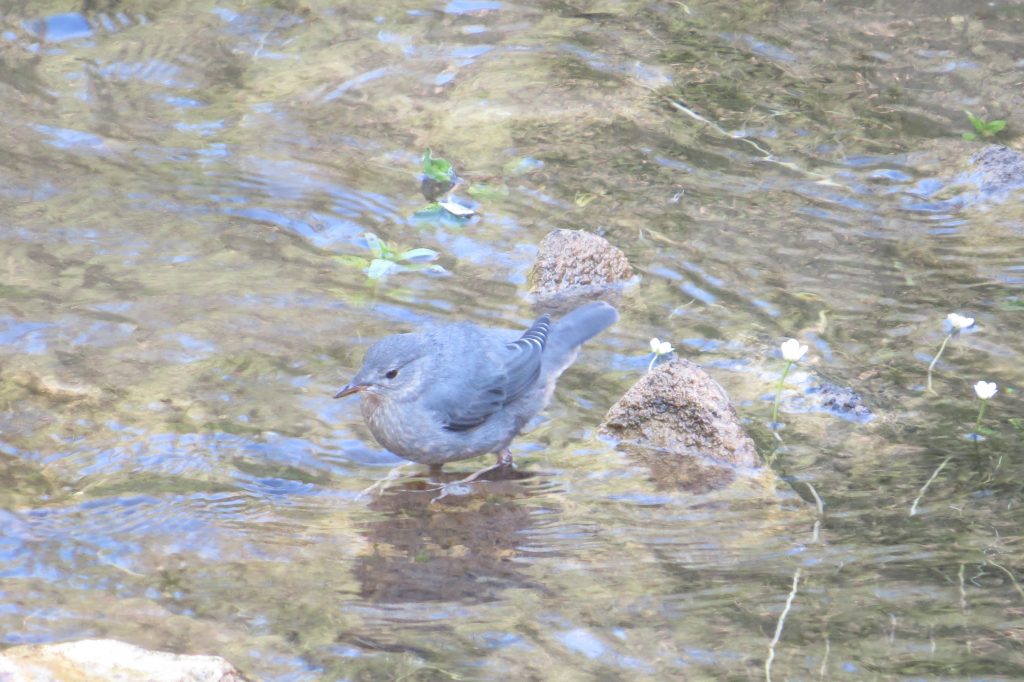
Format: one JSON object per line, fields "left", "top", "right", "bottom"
{"left": 529, "top": 229, "right": 634, "bottom": 302}
{"left": 0, "top": 639, "right": 246, "bottom": 682}
{"left": 600, "top": 359, "right": 761, "bottom": 493}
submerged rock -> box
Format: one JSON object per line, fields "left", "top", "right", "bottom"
{"left": 6, "top": 369, "right": 103, "bottom": 403}
{"left": 0, "top": 639, "right": 245, "bottom": 682}
{"left": 906, "top": 143, "right": 1024, "bottom": 211}
{"left": 529, "top": 229, "right": 635, "bottom": 303}
{"left": 420, "top": 175, "right": 455, "bottom": 202}
{"left": 804, "top": 380, "right": 872, "bottom": 422}
{"left": 600, "top": 359, "right": 761, "bottom": 493}
{"left": 962, "top": 144, "right": 1024, "bottom": 196}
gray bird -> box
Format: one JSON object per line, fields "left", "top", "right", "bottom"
{"left": 335, "top": 301, "right": 618, "bottom": 472}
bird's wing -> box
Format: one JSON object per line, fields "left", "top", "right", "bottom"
{"left": 439, "top": 315, "right": 550, "bottom": 432}
{"left": 500, "top": 314, "right": 550, "bottom": 403}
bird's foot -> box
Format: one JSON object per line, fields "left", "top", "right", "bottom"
{"left": 430, "top": 459, "right": 512, "bottom": 503}
{"left": 356, "top": 462, "right": 413, "bottom": 499}
{"left": 496, "top": 448, "right": 515, "bottom": 468}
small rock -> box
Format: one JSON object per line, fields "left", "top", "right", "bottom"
{"left": 420, "top": 175, "right": 455, "bottom": 202}
{"left": 0, "top": 639, "right": 246, "bottom": 682}
{"left": 805, "top": 381, "right": 872, "bottom": 422}
{"left": 600, "top": 360, "right": 760, "bottom": 493}
{"left": 7, "top": 370, "right": 103, "bottom": 403}
{"left": 934, "top": 143, "right": 1024, "bottom": 210}
{"left": 965, "top": 144, "right": 1024, "bottom": 195}
{"left": 529, "top": 229, "right": 635, "bottom": 303}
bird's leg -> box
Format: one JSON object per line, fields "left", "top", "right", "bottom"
{"left": 356, "top": 462, "right": 412, "bottom": 499}
{"left": 430, "top": 449, "right": 514, "bottom": 503}
{"left": 496, "top": 448, "right": 515, "bottom": 468}
{"left": 452, "top": 449, "right": 515, "bottom": 485}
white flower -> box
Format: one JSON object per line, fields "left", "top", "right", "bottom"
{"left": 780, "top": 338, "right": 808, "bottom": 363}
{"left": 650, "top": 338, "right": 674, "bottom": 356}
{"left": 974, "top": 381, "right": 997, "bottom": 400}
{"left": 947, "top": 313, "right": 975, "bottom": 331}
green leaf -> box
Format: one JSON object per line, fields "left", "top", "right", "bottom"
{"left": 363, "top": 232, "right": 389, "bottom": 259}
{"left": 422, "top": 148, "right": 455, "bottom": 183}
{"left": 418, "top": 264, "right": 449, "bottom": 275}
{"left": 411, "top": 203, "right": 472, "bottom": 227}
{"left": 398, "top": 247, "right": 439, "bottom": 263}
{"left": 467, "top": 182, "right": 510, "bottom": 200}
{"left": 965, "top": 110, "right": 985, "bottom": 133}
{"left": 503, "top": 156, "right": 543, "bottom": 176}
{"left": 984, "top": 119, "right": 1006, "bottom": 136}
{"left": 963, "top": 111, "right": 1005, "bottom": 138}
{"left": 411, "top": 204, "right": 446, "bottom": 220}
{"left": 366, "top": 258, "right": 401, "bottom": 280}
{"left": 332, "top": 254, "right": 370, "bottom": 270}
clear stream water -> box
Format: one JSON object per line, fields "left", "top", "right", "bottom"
{"left": 1, "top": 1, "right": 1023, "bottom": 679}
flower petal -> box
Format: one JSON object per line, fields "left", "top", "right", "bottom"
{"left": 780, "top": 338, "right": 808, "bottom": 362}
{"left": 973, "top": 380, "right": 997, "bottom": 400}
{"left": 946, "top": 313, "right": 975, "bottom": 331}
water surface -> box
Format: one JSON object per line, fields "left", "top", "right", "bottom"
{"left": 2, "top": 1, "right": 1023, "bottom": 679}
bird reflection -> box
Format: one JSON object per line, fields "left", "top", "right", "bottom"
{"left": 353, "top": 467, "right": 545, "bottom": 604}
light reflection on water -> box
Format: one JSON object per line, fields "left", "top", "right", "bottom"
{"left": 1, "top": 0, "right": 1023, "bottom": 679}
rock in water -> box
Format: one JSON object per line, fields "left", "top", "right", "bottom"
{"left": 965, "top": 144, "right": 1024, "bottom": 196}
{"left": 529, "top": 229, "right": 635, "bottom": 302}
{"left": 0, "top": 639, "right": 246, "bottom": 682}
{"left": 600, "top": 359, "right": 761, "bottom": 493}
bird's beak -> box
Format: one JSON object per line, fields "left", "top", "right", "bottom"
{"left": 334, "top": 382, "right": 366, "bottom": 399}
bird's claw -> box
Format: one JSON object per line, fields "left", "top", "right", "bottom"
{"left": 355, "top": 462, "right": 412, "bottom": 500}
{"left": 429, "top": 458, "right": 512, "bottom": 503}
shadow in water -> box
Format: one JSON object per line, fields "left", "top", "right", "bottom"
{"left": 352, "top": 467, "right": 547, "bottom": 604}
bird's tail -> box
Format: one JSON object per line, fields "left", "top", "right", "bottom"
{"left": 545, "top": 301, "right": 618, "bottom": 368}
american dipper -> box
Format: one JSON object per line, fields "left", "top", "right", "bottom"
{"left": 335, "top": 301, "right": 618, "bottom": 470}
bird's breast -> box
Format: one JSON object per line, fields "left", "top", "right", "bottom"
{"left": 359, "top": 394, "right": 511, "bottom": 465}
{"left": 362, "top": 396, "right": 428, "bottom": 457}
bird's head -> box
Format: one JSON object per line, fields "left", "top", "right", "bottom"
{"left": 334, "top": 333, "right": 427, "bottom": 402}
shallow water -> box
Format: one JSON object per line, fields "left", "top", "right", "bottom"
{"left": 2, "top": 1, "right": 1023, "bottom": 679}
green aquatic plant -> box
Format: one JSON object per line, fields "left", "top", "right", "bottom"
{"left": 911, "top": 379, "right": 999, "bottom": 516}
{"left": 926, "top": 312, "right": 974, "bottom": 392}
{"left": 418, "top": 149, "right": 482, "bottom": 219}
{"left": 771, "top": 338, "right": 807, "bottom": 427}
{"left": 466, "top": 182, "right": 509, "bottom": 201}
{"left": 909, "top": 454, "right": 951, "bottom": 517}
{"left": 363, "top": 232, "right": 445, "bottom": 280}
{"left": 421, "top": 148, "right": 455, "bottom": 183}
{"left": 419, "top": 150, "right": 512, "bottom": 218}
{"left": 962, "top": 111, "right": 1006, "bottom": 141}
{"left": 420, "top": 148, "right": 457, "bottom": 202}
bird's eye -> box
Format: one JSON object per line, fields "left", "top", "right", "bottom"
{"left": 385, "top": 369, "right": 399, "bottom": 379}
